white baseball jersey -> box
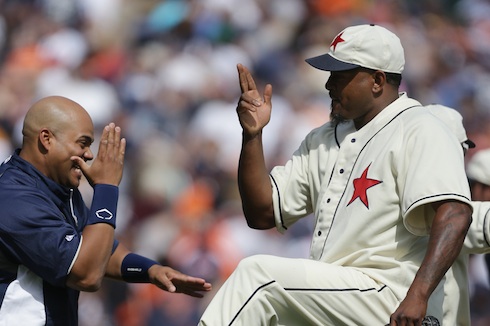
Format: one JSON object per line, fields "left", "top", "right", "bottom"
{"left": 269, "top": 93, "right": 471, "bottom": 319}
{"left": 199, "top": 93, "right": 472, "bottom": 325}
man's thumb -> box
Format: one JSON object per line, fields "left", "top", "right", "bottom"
{"left": 71, "top": 156, "right": 88, "bottom": 173}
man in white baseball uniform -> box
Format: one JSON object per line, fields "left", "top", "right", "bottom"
{"left": 199, "top": 24, "right": 473, "bottom": 325}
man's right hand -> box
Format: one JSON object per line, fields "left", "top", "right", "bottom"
{"left": 236, "top": 64, "right": 273, "bottom": 139}
{"left": 72, "top": 122, "right": 126, "bottom": 187}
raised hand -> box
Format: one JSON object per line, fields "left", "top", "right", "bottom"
{"left": 73, "top": 123, "right": 126, "bottom": 187}
{"left": 148, "top": 265, "right": 212, "bottom": 298}
{"left": 236, "top": 64, "right": 273, "bottom": 138}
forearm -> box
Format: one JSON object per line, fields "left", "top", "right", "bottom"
{"left": 407, "top": 202, "right": 472, "bottom": 301}
{"left": 238, "top": 132, "right": 275, "bottom": 229}
{"left": 66, "top": 224, "right": 115, "bottom": 291}
{"left": 105, "top": 242, "right": 130, "bottom": 279}
{"left": 105, "top": 244, "right": 159, "bottom": 283}
{"left": 106, "top": 244, "right": 211, "bottom": 298}
{"left": 66, "top": 185, "right": 118, "bottom": 291}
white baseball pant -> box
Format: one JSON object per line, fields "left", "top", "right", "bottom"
{"left": 198, "top": 254, "right": 400, "bottom": 326}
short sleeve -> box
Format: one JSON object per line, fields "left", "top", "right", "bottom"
{"left": 0, "top": 185, "right": 81, "bottom": 286}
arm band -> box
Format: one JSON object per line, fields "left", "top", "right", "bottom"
{"left": 121, "top": 253, "right": 159, "bottom": 283}
{"left": 87, "top": 184, "right": 118, "bottom": 228}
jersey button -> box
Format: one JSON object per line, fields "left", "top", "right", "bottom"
{"left": 317, "top": 230, "right": 322, "bottom": 236}
{"left": 339, "top": 168, "right": 344, "bottom": 174}
{"left": 326, "top": 198, "right": 331, "bottom": 203}
{"left": 351, "top": 138, "right": 356, "bottom": 143}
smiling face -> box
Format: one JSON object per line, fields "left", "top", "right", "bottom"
{"left": 20, "top": 96, "right": 95, "bottom": 189}
{"left": 325, "top": 68, "right": 383, "bottom": 129}
{"left": 44, "top": 113, "right": 94, "bottom": 188}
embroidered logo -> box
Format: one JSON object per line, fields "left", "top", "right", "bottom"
{"left": 96, "top": 208, "right": 113, "bottom": 220}
{"left": 330, "top": 32, "right": 345, "bottom": 51}
{"left": 65, "top": 234, "right": 75, "bottom": 241}
{"left": 347, "top": 164, "right": 382, "bottom": 208}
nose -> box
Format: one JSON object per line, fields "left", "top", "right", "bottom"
{"left": 325, "top": 77, "right": 333, "bottom": 91}
{"left": 84, "top": 149, "right": 94, "bottom": 161}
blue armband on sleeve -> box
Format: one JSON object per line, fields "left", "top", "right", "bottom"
{"left": 121, "top": 253, "right": 159, "bottom": 283}
{"left": 87, "top": 184, "right": 118, "bottom": 228}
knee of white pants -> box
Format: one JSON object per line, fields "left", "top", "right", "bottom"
{"left": 232, "top": 255, "right": 275, "bottom": 283}
{"left": 236, "top": 255, "right": 272, "bottom": 272}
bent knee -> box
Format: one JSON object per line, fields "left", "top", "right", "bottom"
{"left": 238, "top": 254, "right": 273, "bottom": 269}
{"left": 234, "top": 254, "right": 284, "bottom": 279}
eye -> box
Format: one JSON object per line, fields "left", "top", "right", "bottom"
{"left": 78, "top": 137, "right": 93, "bottom": 149}
{"left": 79, "top": 141, "right": 89, "bottom": 149}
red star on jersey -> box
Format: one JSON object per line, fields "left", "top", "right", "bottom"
{"left": 330, "top": 32, "right": 345, "bottom": 51}
{"left": 347, "top": 164, "right": 382, "bottom": 208}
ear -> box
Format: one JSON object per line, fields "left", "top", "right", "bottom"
{"left": 372, "top": 71, "right": 386, "bottom": 94}
{"left": 38, "top": 128, "right": 52, "bottom": 152}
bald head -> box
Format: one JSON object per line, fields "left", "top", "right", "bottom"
{"left": 22, "top": 96, "right": 93, "bottom": 145}
{"left": 19, "top": 96, "right": 95, "bottom": 176}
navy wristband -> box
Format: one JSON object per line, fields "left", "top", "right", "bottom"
{"left": 87, "top": 184, "right": 118, "bottom": 228}
{"left": 121, "top": 253, "right": 159, "bottom": 283}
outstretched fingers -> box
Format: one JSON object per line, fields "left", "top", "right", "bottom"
{"left": 237, "top": 63, "right": 257, "bottom": 93}
{"left": 172, "top": 276, "right": 212, "bottom": 298}
{"left": 97, "top": 123, "right": 111, "bottom": 158}
{"left": 263, "top": 83, "right": 273, "bottom": 106}
{"left": 106, "top": 123, "right": 116, "bottom": 160}
{"left": 237, "top": 64, "right": 248, "bottom": 93}
{"left": 84, "top": 122, "right": 126, "bottom": 186}
{"left": 97, "top": 123, "right": 125, "bottom": 163}
{"left": 110, "top": 125, "right": 125, "bottom": 163}
{"left": 151, "top": 266, "right": 212, "bottom": 298}
{"left": 118, "top": 136, "right": 126, "bottom": 165}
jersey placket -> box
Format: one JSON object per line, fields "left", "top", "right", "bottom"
{"left": 310, "top": 133, "right": 362, "bottom": 260}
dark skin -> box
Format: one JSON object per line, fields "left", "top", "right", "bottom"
{"left": 470, "top": 180, "right": 490, "bottom": 202}
{"left": 390, "top": 200, "right": 471, "bottom": 326}
{"left": 236, "top": 64, "right": 472, "bottom": 325}
{"left": 326, "top": 67, "right": 389, "bottom": 129}
{"left": 237, "top": 64, "right": 274, "bottom": 230}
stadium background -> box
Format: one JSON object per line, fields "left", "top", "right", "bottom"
{"left": 1, "top": 0, "right": 490, "bottom": 325}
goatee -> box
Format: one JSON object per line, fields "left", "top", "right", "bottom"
{"left": 330, "top": 111, "right": 347, "bottom": 126}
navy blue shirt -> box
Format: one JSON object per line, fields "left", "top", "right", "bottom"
{"left": 0, "top": 150, "right": 118, "bottom": 325}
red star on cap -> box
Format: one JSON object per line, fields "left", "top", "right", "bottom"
{"left": 347, "top": 164, "right": 382, "bottom": 208}
{"left": 330, "top": 32, "right": 345, "bottom": 51}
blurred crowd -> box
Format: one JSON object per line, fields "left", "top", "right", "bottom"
{"left": 1, "top": 0, "right": 490, "bottom": 325}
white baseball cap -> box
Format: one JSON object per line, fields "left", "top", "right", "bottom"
{"left": 425, "top": 104, "right": 475, "bottom": 150}
{"left": 305, "top": 24, "right": 405, "bottom": 74}
{"left": 467, "top": 149, "right": 490, "bottom": 186}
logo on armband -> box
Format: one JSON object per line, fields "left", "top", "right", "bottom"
{"left": 96, "top": 208, "right": 113, "bottom": 220}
